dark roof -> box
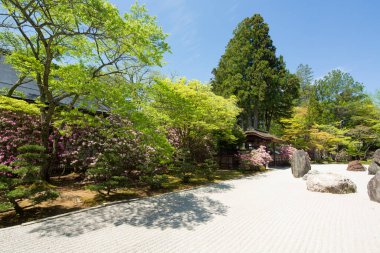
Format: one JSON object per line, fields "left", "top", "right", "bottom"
{"left": 0, "top": 55, "right": 40, "bottom": 100}
{"left": 245, "top": 129, "right": 283, "bottom": 142}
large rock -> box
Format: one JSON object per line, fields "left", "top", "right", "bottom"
{"left": 368, "top": 171, "right": 380, "bottom": 203}
{"left": 368, "top": 149, "right": 380, "bottom": 175}
{"left": 347, "top": 160, "right": 366, "bottom": 171}
{"left": 306, "top": 173, "right": 357, "bottom": 194}
{"left": 368, "top": 161, "right": 380, "bottom": 175}
{"left": 291, "top": 150, "right": 311, "bottom": 178}
{"left": 373, "top": 149, "right": 380, "bottom": 163}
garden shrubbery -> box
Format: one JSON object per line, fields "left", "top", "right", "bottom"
{"left": 239, "top": 146, "right": 273, "bottom": 170}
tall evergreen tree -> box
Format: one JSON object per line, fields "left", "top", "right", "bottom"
{"left": 296, "top": 64, "right": 314, "bottom": 104}
{"left": 211, "top": 14, "right": 299, "bottom": 131}
{"left": 296, "top": 64, "right": 314, "bottom": 89}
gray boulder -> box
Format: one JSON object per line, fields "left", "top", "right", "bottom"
{"left": 291, "top": 150, "right": 311, "bottom": 178}
{"left": 368, "top": 161, "right": 380, "bottom": 175}
{"left": 368, "top": 171, "right": 380, "bottom": 203}
{"left": 373, "top": 149, "right": 380, "bottom": 163}
{"left": 306, "top": 173, "right": 357, "bottom": 194}
{"left": 368, "top": 149, "right": 380, "bottom": 175}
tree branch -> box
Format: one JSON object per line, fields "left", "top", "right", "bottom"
{"left": 6, "top": 75, "right": 33, "bottom": 97}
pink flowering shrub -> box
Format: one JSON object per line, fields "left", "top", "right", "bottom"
{"left": 58, "top": 114, "right": 167, "bottom": 193}
{"left": 278, "top": 145, "right": 297, "bottom": 161}
{"left": 0, "top": 110, "right": 41, "bottom": 166}
{"left": 239, "top": 145, "right": 273, "bottom": 169}
{"left": 1, "top": 97, "right": 171, "bottom": 187}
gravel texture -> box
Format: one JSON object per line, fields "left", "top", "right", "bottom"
{"left": 0, "top": 164, "right": 379, "bottom": 253}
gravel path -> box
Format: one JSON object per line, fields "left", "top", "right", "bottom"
{"left": 1, "top": 164, "right": 380, "bottom": 253}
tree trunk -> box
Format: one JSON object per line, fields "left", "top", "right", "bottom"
{"left": 253, "top": 104, "right": 259, "bottom": 130}
{"left": 247, "top": 110, "right": 253, "bottom": 130}
{"left": 10, "top": 199, "right": 23, "bottom": 216}
{"left": 265, "top": 113, "right": 272, "bottom": 132}
{"left": 40, "top": 105, "right": 55, "bottom": 182}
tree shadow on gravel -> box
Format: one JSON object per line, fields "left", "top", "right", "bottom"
{"left": 28, "top": 184, "right": 231, "bottom": 237}
{"left": 195, "top": 182, "right": 234, "bottom": 193}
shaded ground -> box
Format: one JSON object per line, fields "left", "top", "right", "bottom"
{"left": 0, "top": 170, "right": 254, "bottom": 228}
{"left": 1, "top": 165, "right": 380, "bottom": 253}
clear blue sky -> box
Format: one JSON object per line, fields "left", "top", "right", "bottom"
{"left": 111, "top": 0, "right": 380, "bottom": 93}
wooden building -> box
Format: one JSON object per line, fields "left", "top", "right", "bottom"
{"left": 219, "top": 129, "right": 285, "bottom": 169}
{"left": 244, "top": 129, "right": 282, "bottom": 150}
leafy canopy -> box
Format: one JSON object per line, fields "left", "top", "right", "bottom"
{"left": 148, "top": 78, "right": 241, "bottom": 136}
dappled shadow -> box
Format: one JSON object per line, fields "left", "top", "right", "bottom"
{"left": 268, "top": 166, "right": 291, "bottom": 171}
{"left": 196, "top": 182, "right": 234, "bottom": 193}
{"left": 244, "top": 172, "right": 270, "bottom": 180}
{"left": 0, "top": 206, "right": 82, "bottom": 228}
{"left": 28, "top": 191, "right": 229, "bottom": 237}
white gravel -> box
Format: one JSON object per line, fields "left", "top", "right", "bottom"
{"left": 1, "top": 164, "right": 379, "bottom": 253}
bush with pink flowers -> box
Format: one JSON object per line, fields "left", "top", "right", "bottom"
{"left": 239, "top": 145, "right": 273, "bottom": 170}
{"left": 278, "top": 145, "right": 297, "bottom": 161}
{"left": 0, "top": 97, "right": 41, "bottom": 166}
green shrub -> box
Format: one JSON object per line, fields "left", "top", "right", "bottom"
{"left": 197, "top": 158, "right": 218, "bottom": 181}
{"left": 140, "top": 174, "right": 169, "bottom": 190}
{"left": 0, "top": 145, "right": 58, "bottom": 215}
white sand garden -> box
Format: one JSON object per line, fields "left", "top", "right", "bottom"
{"left": 1, "top": 163, "right": 379, "bottom": 253}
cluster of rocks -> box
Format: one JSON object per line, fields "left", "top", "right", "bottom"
{"left": 290, "top": 148, "right": 380, "bottom": 201}
{"left": 291, "top": 150, "right": 356, "bottom": 194}
{"left": 368, "top": 149, "right": 380, "bottom": 175}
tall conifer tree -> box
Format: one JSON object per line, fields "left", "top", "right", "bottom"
{"left": 212, "top": 14, "right": 299, "bottom": 131}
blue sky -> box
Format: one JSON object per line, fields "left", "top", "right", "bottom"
{"left": 112, "top": 0, "right": 380, "bottom": 93}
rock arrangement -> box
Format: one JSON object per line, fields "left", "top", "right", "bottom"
{"left": 347, "top": 160, "right": 366, "bottom": 171}
{"left": 368, "top": 149, "right": 380, "bottom": 175}
{"left": 368, "top": 171, "right": 380, "bottom": 203}
{"left": 306, "top": 172, "right": 357, "bottom": 194}
{"left": 291, "top": 150, "right": 311, "bottom": 178}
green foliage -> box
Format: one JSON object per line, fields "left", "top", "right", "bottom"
{"left": 346, "top": 125, "right": 380, "bottom": 159}
{"left": 0, "top": 0, "right": 169, "bottom": 180}
{"left": 281, "top": 70, "right": 380, "bottom": 161}
{"left": 140, "top": 174, "right": 169, "bottom": 190}
{"left": 211, "top": 14, "right": 299, "bottom": 130}
{"left": 196, "top": 158, "right": 219, "bottom": 181}
{"left": 0, "top": 96, "right": 40, "bottom": 115}
{"left": 148, "top": 79, "right": 240, "bottom": 134}
{"left": 147, "top": 78, "right": 240, "bottom": 180}
{"left": 0, "top": 88, "right": 25, "bottom": 98}
{"left": 85, "top": 148, "right": 132, "bottom": 196}
{"left": 296, "top": 64, "right": 313, "bottom": 105}
{"left": 281, "top": 107, "right": 311, "bottom": 150}
{"left": 0, "top": 145, "right": 58, "bottom": 215}
{"left": 86, "top": 167, "right": 129, "bottom": 196}
{"left": 169, "top": 149, "right": 196, "bottom": 184}
{"left": 168, "top": 150, "right": 218, "bottom": 183}
{"left": 373, "top": 89, "right": 380, "bottom": 107}
{"left": 309, "top": 70, "right": 366, "bottom": 126}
